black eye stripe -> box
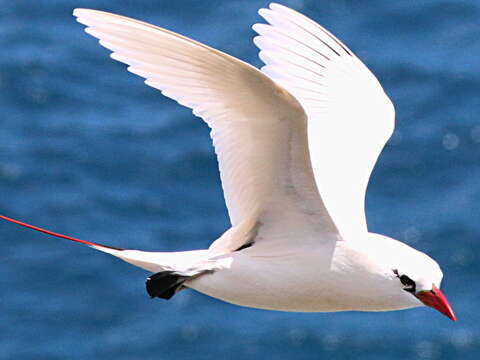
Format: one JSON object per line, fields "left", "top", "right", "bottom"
{"left": 400, "top": 275, "right": 414, "bottom": 286}
{"left": 392, "top": 270, "right": 416, "bottom": 293}
{"left": 400, "top": 275, "right": 416, "bottom": 293}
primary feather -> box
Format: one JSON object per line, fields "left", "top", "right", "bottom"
{"left": 253, "top": 3, "right": 395, "bottom": 240}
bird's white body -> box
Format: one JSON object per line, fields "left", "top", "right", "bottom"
{"left": 2, "top": 3, "right": 455, "bottom": 319}
{"left": 188, "top": 235, "right": 424, "bottom": 312}
{"left": 100, "top": 230, "right": 441, "bottom": 312}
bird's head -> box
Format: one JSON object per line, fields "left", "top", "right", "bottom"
{"left": 362, "top": 233, "right": 456, "bottom": 321}
{"left": 390, "top": 252, "right": 456, "bottom": 321}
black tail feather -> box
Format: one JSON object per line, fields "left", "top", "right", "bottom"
{"left": 146, "top": 271, "right": 189, "bottom": 300}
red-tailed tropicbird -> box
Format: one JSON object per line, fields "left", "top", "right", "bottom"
{"left": 1, "top": 3, "right": 456, "bottom": 320}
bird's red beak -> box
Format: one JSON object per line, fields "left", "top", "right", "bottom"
{"left": 415, "top": 284, "right": 456, "bottom": 321}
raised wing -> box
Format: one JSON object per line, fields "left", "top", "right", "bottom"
{"left": 253, "top": 3, "right": 395, "bottom": 240}
{"left": 73, "top": 9, "right": 338, "bottom": 241}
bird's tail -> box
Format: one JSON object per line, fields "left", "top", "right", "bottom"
{"left": 94, "top": 246, "right": 214, "bottom": 299}
{"left": 0, "top": 215, "right": 215, "bottom": 299}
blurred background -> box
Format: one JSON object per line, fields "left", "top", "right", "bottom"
{"left": 0, "top": 0, "right": 478, "bottom": 359}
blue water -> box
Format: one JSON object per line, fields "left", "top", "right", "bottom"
{"left": 1, "top": 0, "right": 479, "bottom": 359}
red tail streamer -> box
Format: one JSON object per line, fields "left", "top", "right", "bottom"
{"left": 0, "top": 215, "right": 123, "bottom": 250}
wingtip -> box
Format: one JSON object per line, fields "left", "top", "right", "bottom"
{"left": 73, "top": 8, "right": 111, "bottom": 19}
{"left": 257, "top": 4, "right": 297, "bottom": 20}
{"left": 268, "top": 3, "right": 285, "bottom": 11}
{"left": 268, "top": 3, "right": 302, "bottom": 17}
{"left": 73, "top": 8, "right": 88, "bottom": 18}
{"left": 258, "top": 2, "right": 280, "bottom": 15}
{"left": 251, "top": 23, "right": 262, "bottom": 33}
{"left": 257, "top": 8, "right": 272, "bottom": 18}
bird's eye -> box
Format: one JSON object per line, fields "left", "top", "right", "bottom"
{"left": 392, "top": 270, "right": 416, "bottom": 293}
{"left": 399, "top": 275, "right": 416, "bottom": 293}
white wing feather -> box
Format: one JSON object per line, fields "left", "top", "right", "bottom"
{"left": 73, "top": 9, "right": 338, "bottom": 243}
{"left": 254, "top": 3, "right": 395, "bottom": 240}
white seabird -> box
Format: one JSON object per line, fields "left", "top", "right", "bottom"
{"left": 1, "top": 3, "right": 456, "bottom": 320}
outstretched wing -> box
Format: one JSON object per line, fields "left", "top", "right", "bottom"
{"left": 254, "top": 3, "right": 395, "bottom": 240}
{"left": 73, "top": 9, "right": 338, "bottom": 241}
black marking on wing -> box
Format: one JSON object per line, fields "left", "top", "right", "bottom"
{"left": 235, "top": 242, "right": 254, "bottom": 252}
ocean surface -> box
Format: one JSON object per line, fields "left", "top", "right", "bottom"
{"left": 1, "top": 0, "right": 479, "bottom": 359}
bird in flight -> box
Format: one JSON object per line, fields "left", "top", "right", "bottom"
{"left": 1, "top": 3, "right": 456, "bottom": 320}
